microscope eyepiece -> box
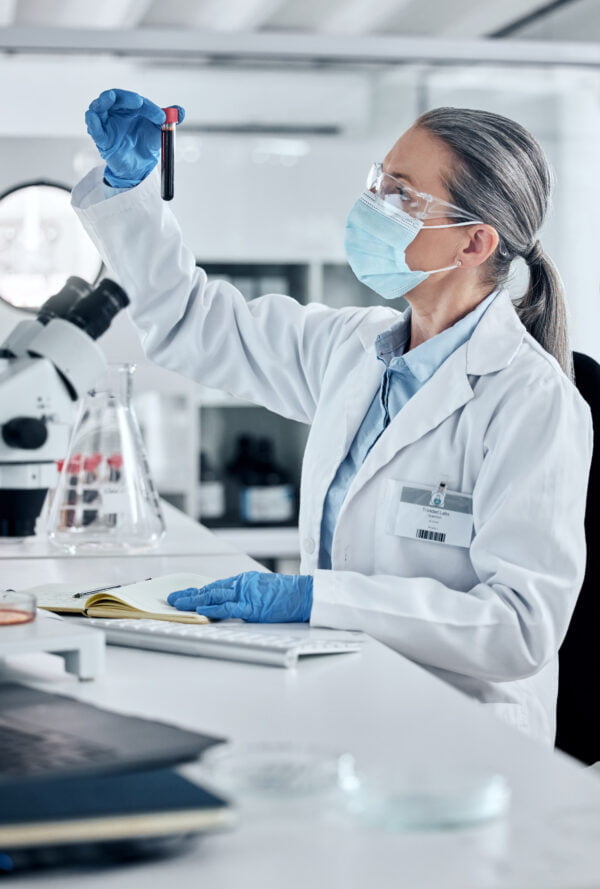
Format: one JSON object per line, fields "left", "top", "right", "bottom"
{"left": 34, "top": 277, "right": 129, "bottom": 340}
{"left": 36, "top": 276, "right": 93, "bottom": 325}
{"left": 64, "top": 279, "right": 130, "bottom": 341}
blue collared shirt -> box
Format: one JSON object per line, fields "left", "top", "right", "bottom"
{"left": 318, "top": 290, "right": 498, "bottom": 569}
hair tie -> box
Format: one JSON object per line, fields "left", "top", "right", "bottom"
{"left": 524, "top": 240, "right": 544, "bottom": 265}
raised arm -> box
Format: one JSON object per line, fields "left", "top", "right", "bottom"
{"left": 73, "top": 90, "right": 376, "bottom": 423}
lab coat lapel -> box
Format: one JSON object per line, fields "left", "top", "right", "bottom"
{"left": 305, "top": 310, "right": 399, "bottom": 528}
{"left": 341, "top": 349, "right": 384, "bottom": 456}
{"left": 343, "top": 343, "right": 474, "bottom": 501}
{"left": 339, "top": 306, "right": 409, "bottom": 457}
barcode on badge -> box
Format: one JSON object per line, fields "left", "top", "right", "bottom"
{"left": 416, "top": 529, "right": 446, "bottom": 543}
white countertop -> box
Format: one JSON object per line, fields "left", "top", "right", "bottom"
{"left": 3, "top": 508, "right": 600, "bottom": 888}
{"left": 2, "top": 501, "right": 237, "bottom": 560}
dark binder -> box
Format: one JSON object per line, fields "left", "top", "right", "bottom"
{"left": 0, "top": 767, "right": 234, "bottom": 872}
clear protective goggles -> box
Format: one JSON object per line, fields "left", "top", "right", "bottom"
{"left": 366, "top": 162, "right": 482, "bottom": 223}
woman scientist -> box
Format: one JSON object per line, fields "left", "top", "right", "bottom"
{"left": 73, "top": 90, "right": 592, "bottom": 745}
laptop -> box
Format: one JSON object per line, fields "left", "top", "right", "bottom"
{"left": 0, "top": 683, "right": 224, "bottom": 781}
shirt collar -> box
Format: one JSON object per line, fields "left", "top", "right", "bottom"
{"left": 374, "top": 290, "right": 499, "bottom": 383}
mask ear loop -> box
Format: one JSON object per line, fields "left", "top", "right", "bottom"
{"left": 426, "top": 260, "right": 462, "bottom": 274}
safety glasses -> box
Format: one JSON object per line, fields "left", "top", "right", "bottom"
{"left": 366, "top": 162, "right": 482, "bottom": 223}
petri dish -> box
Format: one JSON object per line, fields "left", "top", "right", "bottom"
{"left": 201, "top": 742, "right": 358, "bottom": 800}
{"left": 346, "top": 768, "right": 510, "bottom": 831}
{"left": 0, "top": 590, "right": 36, "bottom": 625}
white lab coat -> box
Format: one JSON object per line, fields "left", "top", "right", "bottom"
{"left": 72, "top": 168, "right": 593, "bottom": 745}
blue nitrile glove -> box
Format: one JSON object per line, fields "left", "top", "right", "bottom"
{"left": 167, "top": 572, "right": 313, "bottom": 623}
{"left": 85, "top": 88, "right": 185, "bottom": 188}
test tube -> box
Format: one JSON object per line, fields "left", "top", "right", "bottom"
{"left": 107, "top": 454, "right": 123, "bottom": 483}
{"left": 82, "top": 453, "right": 102, "bottom": 526}
{"left": 106, "top": 454, "right": 123, "bottom": 528}
{"left": 63, "top": 455, "right": 82, "bottom": 528}
{"left": 161, "top": 107, "right": 179, "bottom": 201}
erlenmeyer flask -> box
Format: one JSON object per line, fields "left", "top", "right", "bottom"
{"left": 47, "top": 363, "right": 166, "bottom": 553}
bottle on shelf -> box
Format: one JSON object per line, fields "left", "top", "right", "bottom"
{"left": 198, "top": 451, "right": 226, "bottom": 524}
{"left": 225, "top": 434, "right": 296, "bottom": 526}
{"left": 224, "top": 434, "right": 257, "bottom": 525}
{"left": 249, "top": 436, "right": 296, "bottom": 525}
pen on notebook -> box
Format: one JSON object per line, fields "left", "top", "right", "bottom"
{"left": 73, "top": 579, "right": 153, "bottom": 598}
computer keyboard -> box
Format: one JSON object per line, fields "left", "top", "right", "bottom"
{"left": 86, "top": 619, "right": 364, "bottom": 668}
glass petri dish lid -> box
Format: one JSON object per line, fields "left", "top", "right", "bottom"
{"left": 346, "top": 767, "right": 510, "bottom": 831}
{"left": 201, "top": 741, "right": 358, "bottom": 799}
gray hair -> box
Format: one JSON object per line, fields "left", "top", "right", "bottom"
{"left": 417, "top": 107, "right": 572, "bottom": 380}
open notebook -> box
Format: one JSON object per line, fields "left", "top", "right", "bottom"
{"left": 29, "top": 574, "right": 213, "bottom": 624}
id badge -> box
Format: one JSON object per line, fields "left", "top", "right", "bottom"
{"left": 387, "top": 480, "right": 474, "bottom": 548}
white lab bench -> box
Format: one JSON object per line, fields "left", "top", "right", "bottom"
{"left": 3, "top": 505, "right": 600, "bottom": 889}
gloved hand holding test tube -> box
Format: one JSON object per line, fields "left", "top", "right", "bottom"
{"left": 85, "top": 89, "right": 184, "bottom": 200}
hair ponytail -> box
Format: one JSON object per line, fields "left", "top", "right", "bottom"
{"left": 417, "top": 107, "right": 573, "bottom": 380}
{"left": 517, "top": 244, "right": 573, "bottom": 380}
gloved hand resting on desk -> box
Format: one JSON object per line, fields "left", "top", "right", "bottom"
{"left": 168, "top": 572, "right": 313, "bottom": 622}
{"left": 85, "top": 89, "right": 185, "bottom": 188}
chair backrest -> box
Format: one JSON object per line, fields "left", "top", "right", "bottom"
{"left": 556, "top": 351, "right": 600, "bottom": 763}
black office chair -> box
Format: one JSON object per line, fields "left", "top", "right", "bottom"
{"left": 555, "top": 352, "right": 600, "bottom": 763}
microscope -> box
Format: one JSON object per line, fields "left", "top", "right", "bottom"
{"left": 0, "top": 277, "right": 129, "bottom": 537}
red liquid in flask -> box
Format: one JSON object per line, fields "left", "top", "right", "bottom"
{"left": 0, "top": 609, "right": 35, "bottom": 625}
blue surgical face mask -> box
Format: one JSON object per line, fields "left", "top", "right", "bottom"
{"left": 344, "top": 190, "right": 471, "bottom": 301}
